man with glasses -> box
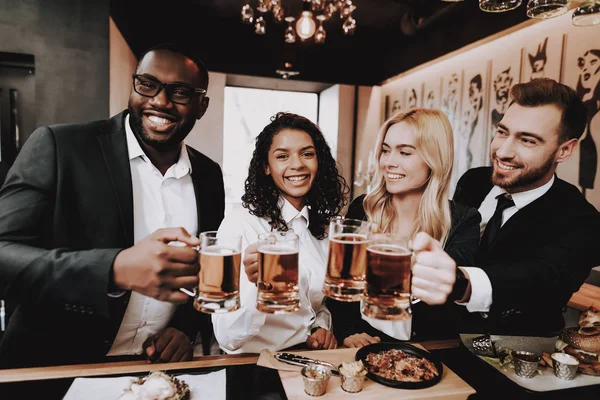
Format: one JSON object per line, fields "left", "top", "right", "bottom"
{"left": 0, "top": 43, "right": 224, "bottom": 377}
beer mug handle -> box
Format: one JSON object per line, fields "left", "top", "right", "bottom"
{"left": 409, "top": 247, "right": 421, "bottom": 305}
{"left": 411, "top": 296, "right": 421, "bottom": 305}
{"left": 180, "top": 287, "right": 197, "bottom": 297}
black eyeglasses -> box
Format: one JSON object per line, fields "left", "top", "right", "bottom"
{"left": 132, "top": 74, "right": 207, "bottom": 105}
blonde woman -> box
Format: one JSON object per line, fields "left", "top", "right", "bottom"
{"left": 329, "top": 108, "right": 481, "bottom": 347}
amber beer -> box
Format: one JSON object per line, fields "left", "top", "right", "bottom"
{"left": 257, "top": 232, "right": 299, "bottom": 313}
{"left": 323, "top": 218, "right": 374, "bottom": 302}
{"left": 362, "top": 236, "right": 413, "bottom": 320}
{"left": 194, "top": 232, "right": 242, "bottom": 314}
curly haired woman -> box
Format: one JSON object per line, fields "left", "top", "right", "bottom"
{"left": 212, "top": 112, "right": 349, "bottom": 353}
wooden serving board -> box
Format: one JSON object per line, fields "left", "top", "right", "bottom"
{"left": 278, "top": 347, "right": 475, "bottom": 400}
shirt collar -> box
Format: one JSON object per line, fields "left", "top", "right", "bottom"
{"left": 124, "top": 114, "right": 192, "bottom": 177}
{"left": 279, "top": 197, "right": 310, "bottom": 229}
{"left": 489, "top": 174, "right": 555, "bottom": 210}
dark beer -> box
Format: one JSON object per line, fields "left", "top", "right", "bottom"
{"left": 362, "top": 243, "right": 412, "bottom": 320}
{"left": 257, "top": 245, "right": 299, "bottom": 313}
{"left": 323, "top": 233, "right": 369, "bottom": 301}
{"left": 195, "top": 246, "right": 241, "bottom": 314}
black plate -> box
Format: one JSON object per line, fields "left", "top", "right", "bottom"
{"left": 355, "top": 342, "right": 444, "bottom": 389}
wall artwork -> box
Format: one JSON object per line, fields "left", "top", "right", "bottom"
{"left": 561, "top": 29, "right": 600, "bottom": 209}
{"left": 388, "top": 89, "right": 405, "bottom": 119}
{"left": 489, "top": 51, "right": 521, "bottom": 141}
{"left": 441, "top": 72, "right": 463, "bottom": 131}
{"left": 406, "top": 84, "right": 423, "bottom": 109}
{"left": 521, "top": 35, "right": 564, "bottom": 83}
{"left": 458, "top": 62, "right": 491, "bottom": 176}
{"left": 423, "top": 77, "right": 442, "bottom": 109}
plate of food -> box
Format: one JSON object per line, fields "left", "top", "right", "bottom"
{"left": 355, "top": 342, "right": 443, "bottom": 389}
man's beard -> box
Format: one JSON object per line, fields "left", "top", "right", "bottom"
{"left": 492, "top": 150, "right": 557, "bottom": 190}
{"left": 128, "top": 107, "right": 188, "bottom": 153}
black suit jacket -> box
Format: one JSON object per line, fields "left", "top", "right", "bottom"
{"left": 453, "top": 167, "right": 600, "bottom": 335}
{"left": 0, "top": 111, "right": 225, "bottom": 368}
{"left": 328, "top": 194, "right": 481, "bottom": 343}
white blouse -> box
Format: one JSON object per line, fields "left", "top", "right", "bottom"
{"left": 212, "top": 198, "right": 331, "bottom": 353}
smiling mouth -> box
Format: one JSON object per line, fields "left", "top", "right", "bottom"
{"left": 143, "top": 113, "right": 177, "bottom": 133}
{"left": 285, "top": 175, "right": 309, "bottom": 182}
{"left": 496, "top": 159, "right": 519, "bottom": 171}
{"left": 584, "top": 73, "right": 591, "bottom": 81}
{"left": 387, "top": 173, "right": 406, "bottom": 180}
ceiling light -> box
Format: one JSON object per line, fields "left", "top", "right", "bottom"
{"left": 526, "top": 0, "right": 570, "bottom": 19}
{"left": 572, "top": 1, "right": 600, "bottom": 26}
{"left": 241, "top": 0, "right": 357, "bottom": 43}
{"left": 479, "top": 0, "right": 522, "bottom": 12}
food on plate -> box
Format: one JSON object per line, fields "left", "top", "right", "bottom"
{"left": 339, "top": 360, "right": 367, "bottom": 377}
{"left": 118, "top": 371, "right": 190, "bottom": 400}
{"left": 554, "top": 307, "right": 600, "bottom": 376}
{"left": 365, "top": 349, "right": 439, "bottom": 382}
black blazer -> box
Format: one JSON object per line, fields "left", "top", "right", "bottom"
{"left": 0, "top": 111, "right": 225, "bottom": 368}
{"left": 453, "top": 167, "right": 600, "bottom": 335}
{"left": 328, "top": 194, "right": 481, "bottom": 343}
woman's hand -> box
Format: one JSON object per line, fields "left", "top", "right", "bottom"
{"left": 306, "top": 328, "right": 338, "bottom": 350}
{"left": 343, "top": 333, "right": 381, "bottom": 348}
{"left": 243, "top": 243, "right": 259, "bottom": 284}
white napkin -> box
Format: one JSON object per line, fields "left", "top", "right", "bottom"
{"left": 63, "top": 369, "right": 226, "bottom": 400}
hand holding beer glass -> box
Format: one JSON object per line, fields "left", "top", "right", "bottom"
{"left": 257, "top": 231, "right": 300, "bottom": 313}
{"left": 362, "top": 234, "right": 414, "bottom": 320}
{"left": 323, "top": 218, "right": 375, "bottom": 302}
{"left": 194, "top": 231, "right": 242, "bottom": 314}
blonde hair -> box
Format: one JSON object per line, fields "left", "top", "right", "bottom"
{"left": 363, "top": 108, "right": 454, "bottom": 245}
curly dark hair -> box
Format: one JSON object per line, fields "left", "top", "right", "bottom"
{"left": 242, "top": 112, "right": 349, "bottom": 239}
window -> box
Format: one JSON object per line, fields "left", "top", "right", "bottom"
{"left": 223, "top": 87, "right": 319, "bottom": 215}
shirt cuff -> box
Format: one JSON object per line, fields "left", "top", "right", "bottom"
{"left": 458, "top": 267, "right": 492, "bottom": 313}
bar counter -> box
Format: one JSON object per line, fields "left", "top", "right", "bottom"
{"left": 0, "top": 339, "right": 598, "bottom": 399}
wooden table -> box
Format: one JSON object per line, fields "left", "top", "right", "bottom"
{"left": 0, "top": 339, "right": 459, "bottom": 383}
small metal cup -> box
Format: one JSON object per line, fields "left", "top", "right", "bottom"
{"left": 338, "top": 364, "right": 366, "bottom": 393}
{"left": 551, "top": 352, "right": 579, "bottom": 380}
{"left": 301, "top": 365, "right": 331, "bottom": 397}
{"left": 512, "top": 351, "right": 540, "bottom": 379}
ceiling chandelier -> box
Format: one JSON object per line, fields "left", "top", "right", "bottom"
{"left": 240, "top": 0, "right": 357, "bottom": 44}
{"left": 441, "top": 0, "right": 600, "bottom": 26}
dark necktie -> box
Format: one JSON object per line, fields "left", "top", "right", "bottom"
{"left": 480, "top": 194, "right": 515, "bottom": 251}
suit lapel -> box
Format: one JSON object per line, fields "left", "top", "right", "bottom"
{"left": 188, "top": 147, "right": 208, "bottom": 233}
{"left": 97, "top": 112, "right": 134, "bottom": 246}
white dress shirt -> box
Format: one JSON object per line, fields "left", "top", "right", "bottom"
{"left": 212, "top": 198, "right": 331, "bottom": 354}
{"left": 460, "top": 175, "right": 555, "bottom": 312}
{"left": 107, "top": 114, "right": 198, "bottom": 356}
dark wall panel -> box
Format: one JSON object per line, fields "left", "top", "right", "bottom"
{"left": 0, "top": 0, "right": 109, "bottom": 144}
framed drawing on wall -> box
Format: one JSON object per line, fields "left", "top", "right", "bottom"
{"left": 489, "top": 51, "right": 521, "bottom": 136}
{"left": 459, "top": 61, "right": 491, "bottom": 174}
{"left": 441, "top": 72, "right": 462, "bottom": 132}
{"left": 521, "top": 35, "right": 564, "bottom": 83}
{"left": 388, "top": 88, "right": 405, "bottom": 119}
{"left": 560, "top": 27, "right": 600, "bottom": 210}
{"left": 406, "top": 84, "right": 423, "bottom": 109}
{"left": 423, "top": 77, "right": 442, "bottom": 109}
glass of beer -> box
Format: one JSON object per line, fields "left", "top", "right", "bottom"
{"left": 256, "top": 231, "right": 299, "bottom": 314}
{"left": 362, "top": 234, "right": 413, "bottom": 320}
{"left": 194, "top": 231, "right": 242, "bottom": 314}
{"left": 323, "top": 218, "right": 375, "bottom": 302}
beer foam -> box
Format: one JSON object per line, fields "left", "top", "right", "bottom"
{"left": 331, "top": 233, "right": 369, "bottom": 244}
{"left": 201, "top": 245, "right": 240, "bottom": 256}
{"left": 367, "top": 244, "right": 411, "bottom": 256}
{"left": 258, "top": 244, "right": 298, "bottom": 255}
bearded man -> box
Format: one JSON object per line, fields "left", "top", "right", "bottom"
{"left": 452, "top": 78, "right": 600, "bottom": 336}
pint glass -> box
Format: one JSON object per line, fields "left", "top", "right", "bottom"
{"left": 323, "top": 218, "right": 374, "bottom": 302}
{"left": 257, "top": 231, "right": 300, "bottom": 313}
{"left": 194, "top": 231, "right": 242, "bottom": 314}
{"left": 362, "top": 234, "right": 413, "bottom": 320}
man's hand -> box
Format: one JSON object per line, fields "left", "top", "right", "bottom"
{"left": 306, "top": 328, "right": 338, "bottom": 350}
{"left": 343, "top": 333, "right": 381, "bottom": 348}
{"left": 411, "top": 232, "right": 456, "bottom": 305}
{"left": 112, "top": 227, "right": 200, "bottom": 303}
{"left": 142, "top": 328, "right": 194, "bottom": 363}
{"left": 243, "top": 243, "right": 259, "bottom": 284}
